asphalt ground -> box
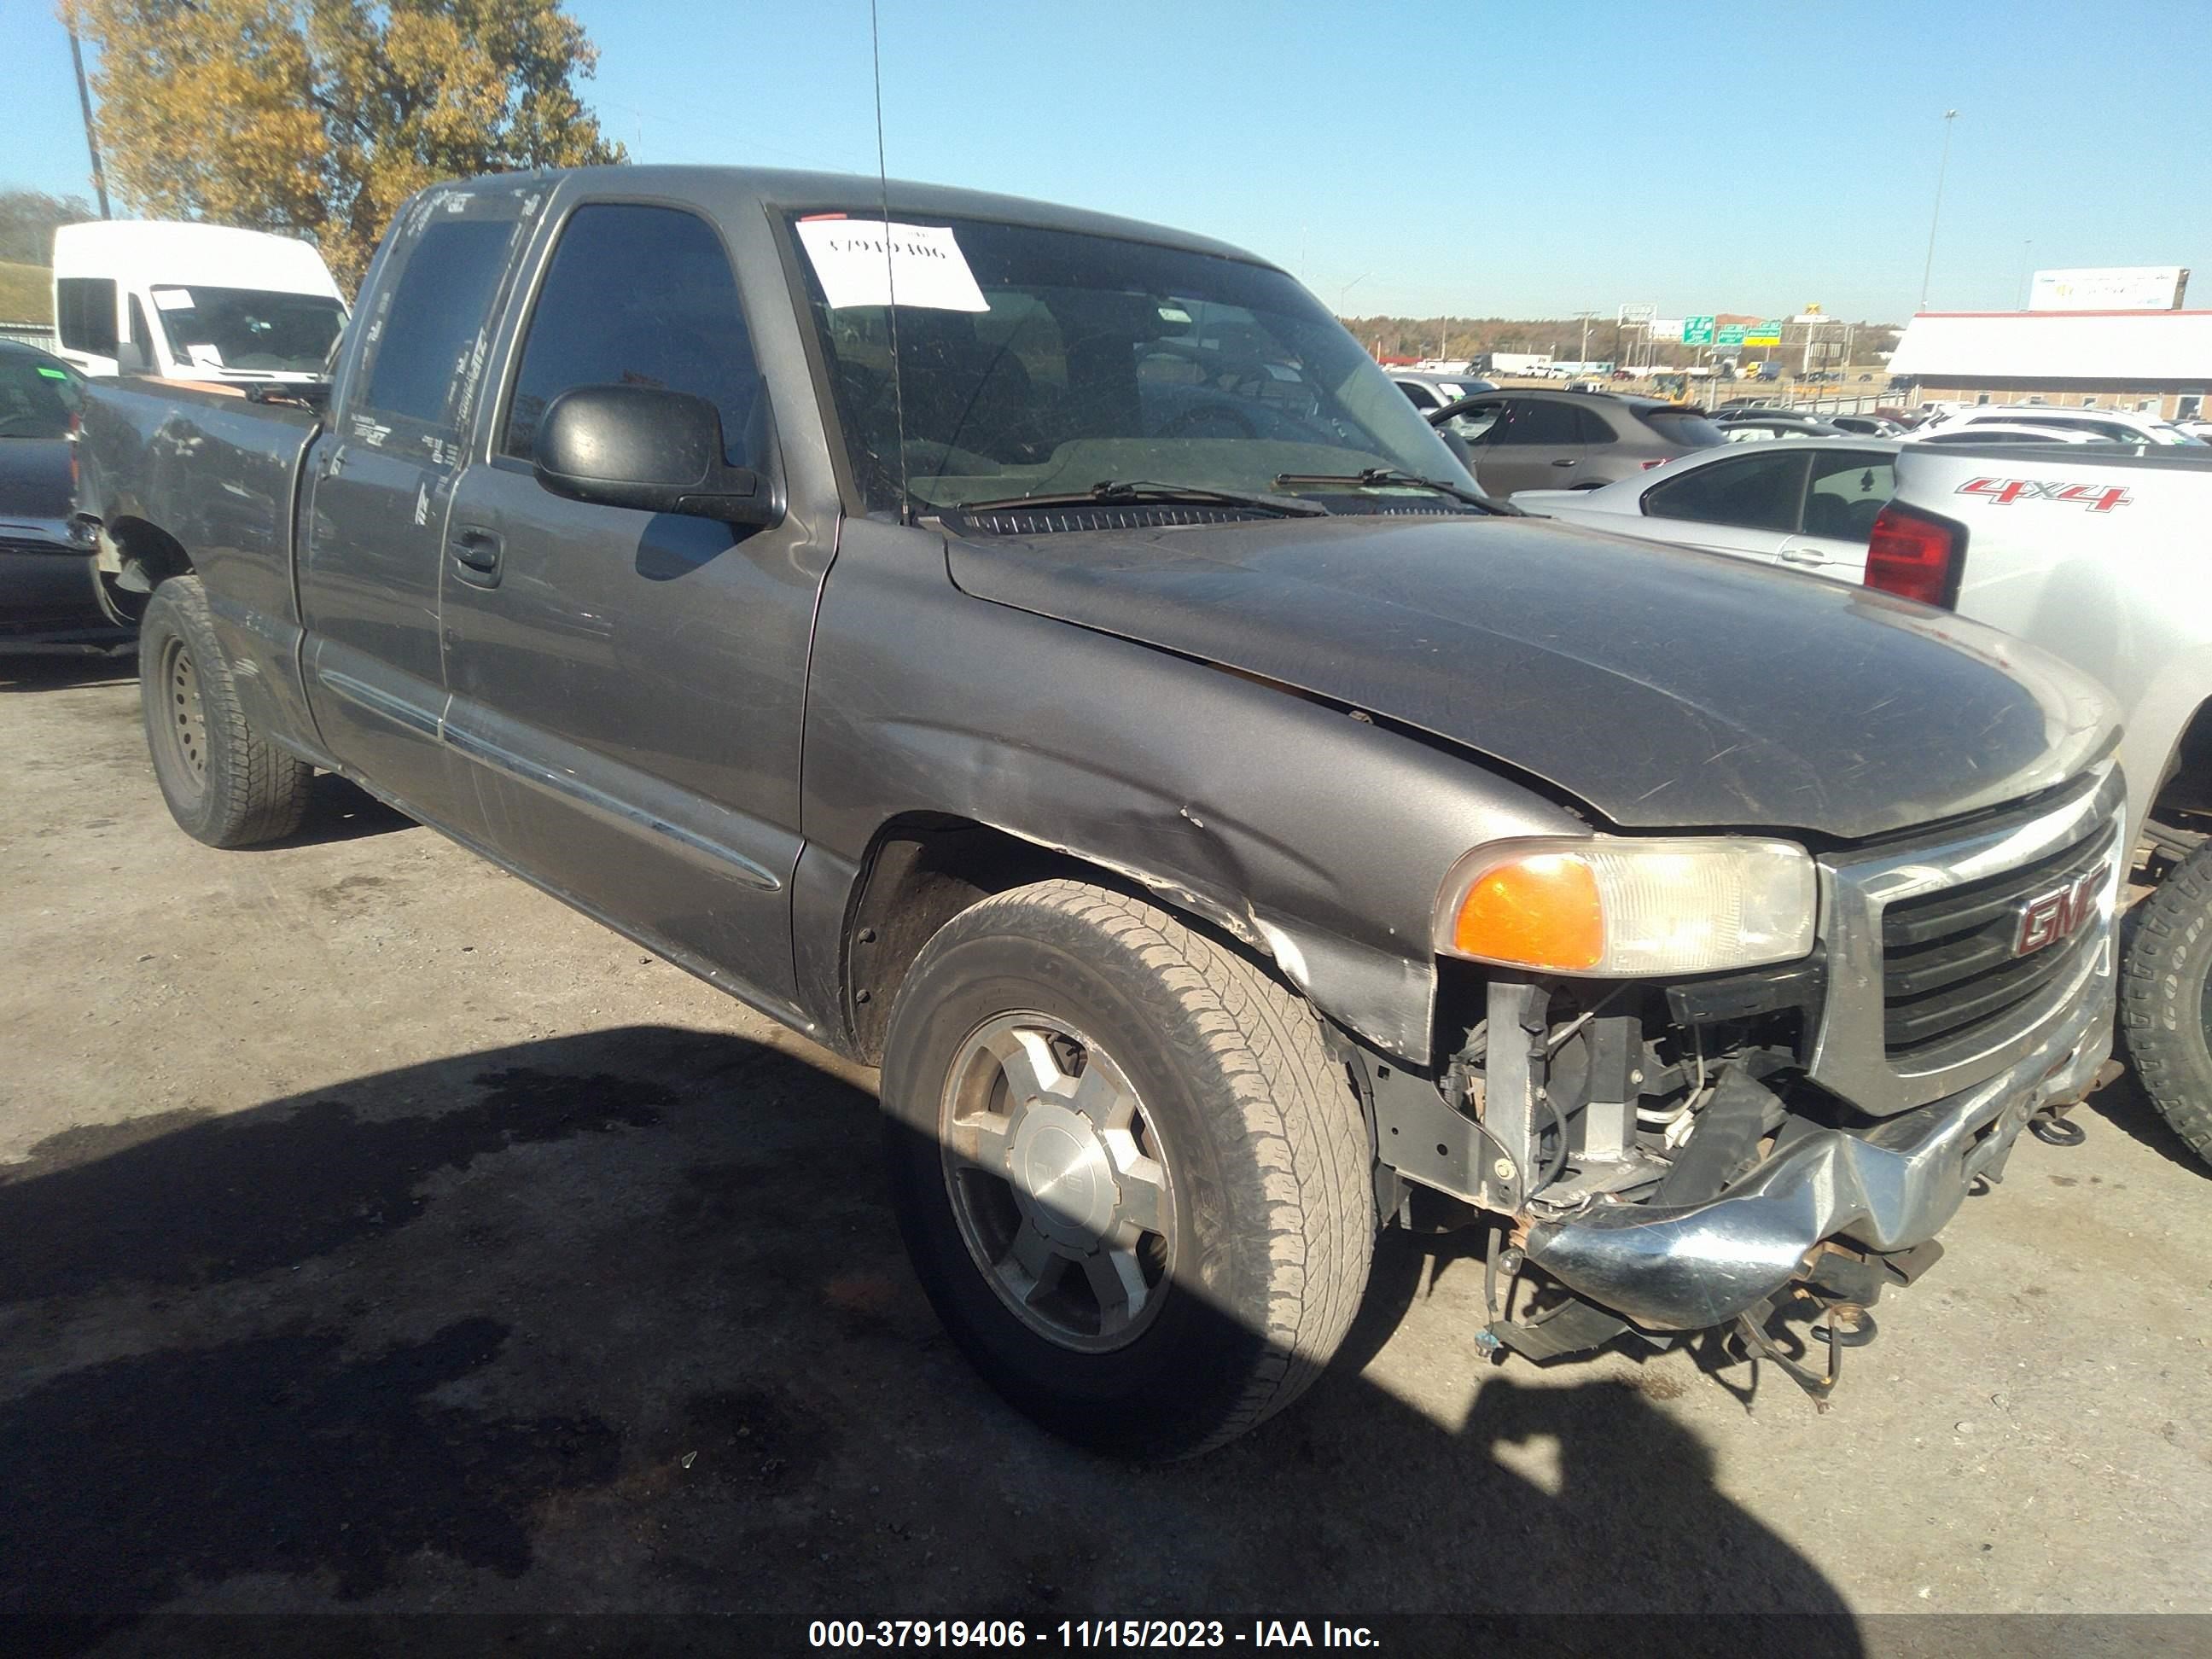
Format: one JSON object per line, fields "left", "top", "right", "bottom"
{"left": 3, "top": 652, "right": 2207, "bottom": 1653}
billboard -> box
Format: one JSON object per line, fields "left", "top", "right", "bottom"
{"left": 1649, "top": 318, "right": 1685, "bottom": 342}
{"left": 2028, "top": 266, "right": 2190, "bottom": 311}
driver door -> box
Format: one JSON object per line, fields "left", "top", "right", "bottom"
{"left": 437, "top": 195, "right": 830, "bottom": 1013}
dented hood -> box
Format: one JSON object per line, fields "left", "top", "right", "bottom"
{"left": 944, "top": 513, "right": 2116, "bottom": 841}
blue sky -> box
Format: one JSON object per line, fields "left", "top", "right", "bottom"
{"left": 8, "top": 0, "right": 2210, "bottom": 323}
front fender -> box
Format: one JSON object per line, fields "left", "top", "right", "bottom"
{"left": 794, "top": 520, "right": 1590, "bottom": 1064}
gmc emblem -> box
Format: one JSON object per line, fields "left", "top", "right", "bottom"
{"left": 2012, "top": 864, "right": 2107, "bottom": 958}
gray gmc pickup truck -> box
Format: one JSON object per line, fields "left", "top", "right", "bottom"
{"left": 80, "top": 166, "right": 2124, "bottom": 1456}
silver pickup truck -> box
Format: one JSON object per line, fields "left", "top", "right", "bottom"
{"left": 1878, "top": 443, "right": 2212, "bottom": 1167}
{"left": 78, "top": 165, "right": 2124, "bottom": 1453}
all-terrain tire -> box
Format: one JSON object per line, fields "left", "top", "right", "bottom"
{"left": 138, "top": 575, "right": 311, "bottom": 847}
{"left": 2120, "top": 839, "right": 2212, "bottom": 1168}
{"left": 880, "top": 880, "right": 1375, "bottom": 1458}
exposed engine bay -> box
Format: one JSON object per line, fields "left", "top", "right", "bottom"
{"left": 1352, "top": 958, "right": 2113, "bottom": 1408}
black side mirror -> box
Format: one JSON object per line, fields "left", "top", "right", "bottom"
{"left": 533, "top": 384, "right": 781, "bottom": 527}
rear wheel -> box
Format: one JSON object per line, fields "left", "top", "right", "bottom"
{"left": 881, "top": 881, "right": 1375, "bottom": 1458}
{"left": 139, "top": 576, "right": 311, "bottom": 847}
{"left": 2120, "top": 840, "right": 2212, "bottom": 1168}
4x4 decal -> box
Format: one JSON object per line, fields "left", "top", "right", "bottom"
{"left": 1955, "top": 477, "right": 2133, "bottom": 512}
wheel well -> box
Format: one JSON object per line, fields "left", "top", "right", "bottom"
{"left": 841, "top": 817, "right": 1086, "bottom": 1062}
{"left": 102, "top": 516, "right": 195, "bottom": 625}
{"left": 2151, "top": 699, "right": 2212, "bottom": 825}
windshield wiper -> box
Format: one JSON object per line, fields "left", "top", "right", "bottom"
{"left": 1272, "top": 467, "right": 1520, "bottom": 515}
{"left": 952, "top": 479, "right": 1328, "bottom": 517}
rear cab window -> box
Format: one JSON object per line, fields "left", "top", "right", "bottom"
{"left": 343, "top": 183, "right": 545, "bottom": 445}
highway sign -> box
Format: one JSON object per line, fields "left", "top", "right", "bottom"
{"left": 1714, "top": 323, "right": 1747, "bottom": 346}
{"left": 1743, "top": 321, "right": 1782, "bottom": 346}
{"left": 1618, "top": 301, "right": 1657, "bottom": 326}
{"left": 1682, "top": 315, "right": 1715, "bottom": 345}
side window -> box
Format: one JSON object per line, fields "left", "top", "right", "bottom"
{"left": 1644, "top": 451, "right": 1807, "bottom": 531}
{"left": 1442, "top": 399, "right": 1504, "bottom": 442}
{"left": 127, "top": 295, "right": 151, "bottom": 353}
{"left": 357, "top": 218, "right": 515, "bottom": 427}
{"left": 1802, "top": 451, "right": 1895, "bottom": 540}
{"left": 55, "top": 277, "right": 118, "bottom": 354}
{"left": 503, "top": 204, "right": 761, "bottom": 467}
{"left": 1395, "top": 381, "right": 1436, "bottom": 410}
{"left": 1574, "top": 405, "right": 1617, "bottom": 445}
{"left": 1495, "top": 399, "right": 1580, "bottom": 445}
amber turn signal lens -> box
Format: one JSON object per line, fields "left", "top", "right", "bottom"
{"left": 1450, "top": 853, "right": 1604, "bottom": 972}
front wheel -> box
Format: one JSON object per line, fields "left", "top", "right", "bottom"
{"left": 2120, "top": 839, "right": 2212, "bottom": 1168}
{"left": 880, "top": 881, "right": 1375, "bottom": 1458}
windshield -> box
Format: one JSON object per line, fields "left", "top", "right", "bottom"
{"left": 790, "top": 214, "right": 1470, "bottom": 513}
{"left": 148, "top": 284, "right": 346, "bottom": 375}
{"left": 0, "top": 352, "right": 80, "bottom": 439}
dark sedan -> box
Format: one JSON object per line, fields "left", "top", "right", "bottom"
{"left": 0, "top": 341, "right": 131, "bottom": 654}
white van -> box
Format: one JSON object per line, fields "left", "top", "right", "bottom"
{"left": 51, "top": 221, "right": 347, "bottom": 384}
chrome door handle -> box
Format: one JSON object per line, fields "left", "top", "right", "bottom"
{"left": 1777, "top": 547, "right": 1825, "bottom": 566}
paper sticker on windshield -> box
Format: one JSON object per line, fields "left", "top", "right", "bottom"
{"left": 187, "top": 343, "right": 226, "bottom": 369}
{"left": 795, "top": 218, "right": 987, "bottom": 312}
{"left": 152, "top": 288, "right": 195, "bottom": 311}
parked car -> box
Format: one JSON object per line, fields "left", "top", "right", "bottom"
{"left": 1926, "top": 407, "right": 2207, "bottom": 447}
{"left": 1511, "top": 437, "right": 1899, "bottom": 580}
{"left": 0, "top": 340, "right": 132, "bottom": 655}
{"left": 1390, "top": 370, "right": 1496, "bottom": 411}
{"left": 1427, "top": 388, "right": 1726, "bottom": 494}
{"left": 1908, "top": 424, "right": 2109, "bottom": 446}
{"left": 1877, "top": 445, "right": 2212, "bottom": 1167}
{"left": 1827, "top": 414, "right": 1908, "bottom": 438}
{"left": 80, "top": 163, "right": 2123, "bottom": 1451}
{"left": 1713, "top": 409, "right": 1851, "bottom": 441}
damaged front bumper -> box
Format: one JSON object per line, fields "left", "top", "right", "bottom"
{"left": 1522, "top": 987, "right": 2112, "bottom": 1332}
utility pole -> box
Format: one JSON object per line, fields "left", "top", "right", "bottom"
{"left": 1918, "top": 109, "right": 1959, "bottom": 311}
{"left": 1573, "top": 310, "right": 1599, "bottom": 370}
{"left": 67, "top": 25, "right": 112, "bottom": 219}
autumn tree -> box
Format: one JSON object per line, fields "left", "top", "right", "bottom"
{"left": 57, "top": 0, "right": 624, "bottom": 291}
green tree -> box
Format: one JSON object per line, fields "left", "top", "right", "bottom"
{"left": 58, "top": 0, "right": 624, "bottom": 292}
{"left": 0, "top": 187, "right": 99, "bottom": 265}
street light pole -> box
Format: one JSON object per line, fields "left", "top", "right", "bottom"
{"left": 67, "top": 26, "right": 111, "bottom": 219}
{"left": 1918, "top": 109, "right": 1959, "bottom": 311}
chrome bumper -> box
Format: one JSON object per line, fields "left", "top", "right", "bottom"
{"left": 1522, "top": 980, "right": 2113, "bottom": 1331}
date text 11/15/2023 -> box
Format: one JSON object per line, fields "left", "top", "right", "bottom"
{"left": 807, "top": 1620, "right": 1379, "bottom": 1649}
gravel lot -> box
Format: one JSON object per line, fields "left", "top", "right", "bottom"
{"left": 3, "top": 652, "right": 2208, "bottom": 1646}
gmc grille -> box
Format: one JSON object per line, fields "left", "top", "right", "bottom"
{"left": 1881, "top": 818, "right": 2118, "bottom": 1059}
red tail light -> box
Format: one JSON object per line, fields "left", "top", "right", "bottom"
{"left": 1640, "top": 458, "right": 1668, "bottom": 469}
{"left": 1865, "top": 504, "right": 1964, "bottom": 608}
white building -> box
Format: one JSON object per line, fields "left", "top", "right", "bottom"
{"left": 1886, "top": 308, "right": 2212, "bottom": 420}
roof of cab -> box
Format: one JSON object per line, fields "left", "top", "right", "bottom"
{"left": 435, "top": 164, "right": 1275, "bottom": 270}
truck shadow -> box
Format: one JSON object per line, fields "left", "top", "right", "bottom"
{"left": 0, "top": 1025, "right": 1859, "bottom": 1645}
{"left": 0, "top": 650, "right": 137, "bottom": 693}
{"left": 2079, "top": 1068, "right": 2209, "bottom": 1177}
